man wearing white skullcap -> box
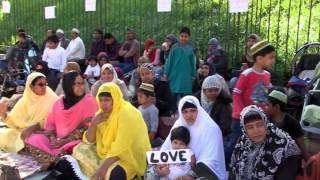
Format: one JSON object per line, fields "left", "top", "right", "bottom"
{"left": 56, "top": 29, "right": 70, "bottom": 49}
{"left": 66, "top": 28, "right": 85, "bottom": 60}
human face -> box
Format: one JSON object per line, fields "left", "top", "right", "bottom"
{"left": 31, "top": 77, "right": 47, "bottom": 96}
{"left": 265, "top": 101, "right": 277, "bottom": 118}
{"left": 171, "top": 139, "right": 188, "bottom": 150}
{"left": 182, "top": 108, "right": 198, "bottom": 126}
{"left": 47, "top": 41, "right": 58, "bottom": 49}
{"left": 137, "top": 92, "right": 148, "bottom": 105}
{"left": 99, "top": 96, "right": 113, "bottom": 113}
{"left": 247, "top": 38, "right": 257, "bottom": 48}
{"left": 47, "top": 31, "right": 54, "bottom": 37}
{"left": 101, "top": 69, "right": 114, "bottom": 82}
{"left": 204, "top": 87, "right": 220, "bottom": 101}
{"left": 56, "top": 32, "right": 63, "bottom": 39}
{"left": 70, "top": 32, "right": 78, "bottom": 39}
{"left": 99, "top": 58, "right": 108, "bottom": 66}
{"left": 179, "top": 33, "right": 189, "bottom": 45}
{"left": 73, "top": 76, "right": 85, "bottom": 96}
{"left": 89, "top": 60, "right": 97, "bottom": 67}
{"left": 139, "top": 68, "right": 154, "bottom": 84}
{"left": 257, "top": 51, "right": 276, "bottom": 70}
{"left": 244, "top": 119, "right": 267, "bottom": 144}
{"left": 200, "top": 64, "right": 210, "bottom": 76}
{"left": 127, "top": 32, "right": 134, "bottom": 40}
{"left": 93, "top": 32, "right": 102, "bottom": 39}
{"left": 18, "top": 36, "right": 26, "bottom": 43}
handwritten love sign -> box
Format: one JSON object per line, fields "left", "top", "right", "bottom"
{"left": 146, "top": 149, "right": 191, "bottom": 165}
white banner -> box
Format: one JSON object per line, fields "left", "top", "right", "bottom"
{"left": 146, "top": 149, "right": 191, "bottom": 165}
{"left": 229, "top": 0, "right": 249, "bottom": 13}
{"left": 157, "top": 0, "right": 171, "bottom": 12}
{"left": 85, "top": 0, "right": 96, "bottom": 12}
{"left": 2, "top": 1, "right": 10, "bottom": 13}
{"left": 45, "top": 6, "right": 56, "bottom": 19}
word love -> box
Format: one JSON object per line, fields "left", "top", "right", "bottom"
{"left": 146, "top": 149, "right": 191, "bottom": 165}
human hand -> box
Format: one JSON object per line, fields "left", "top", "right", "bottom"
{"left": 91, "top": 112, "right": 107, "bottom": 126}
{"left": 21, "top": 127, "right": 34, "bottom": 140}
{"left": 0, "top": 99, "right": 9, "bottom": 118}
{"left": 91, "top": 163, "right": 108, "bottom": 180}
{"left": 50, "top": 138, "right": 68, "bottom": 148}
{"left": 155, "top": 164, "right": 170, "bottom": 177}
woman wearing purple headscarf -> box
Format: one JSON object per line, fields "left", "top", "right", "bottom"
{"left": 205, "top": 38, "right": 228, "bottom": 79}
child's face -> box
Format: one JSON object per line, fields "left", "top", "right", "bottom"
{"left": 200, "top": 64, "right": 210, "bottom": 76}
{"left": 171, "top": 139, "right": 188, "bottom": 150}
{"left": 99, "top": 96, "right": 113, "bottom": 113}
{"left": 257, "top": 51, "right": 276, "bottom": 70}
{"left": 265, "top": 100, "right": 277, "bottom": 117}
{"left": 247, "top": 38, "right": 257, "bottom": 47}
{"left": 179, "top": 32, "right": 190, "bottom": 45}
{"left": 101, "top": 69, "right": 114, "bottom": 82}
{"left": 204, "top": 87, "right": 220, "bottom": 101}
{"left": 137, "top": 92, "right": 148, "bottom": 105}
{"left": 47, "top": 41, "right": 58, "bottom": 49}
{"left": 139, "top": 68, "right": 154, "bottom": 84}
{"left": 89, "top": 60, "right": 97, "bottom": 67}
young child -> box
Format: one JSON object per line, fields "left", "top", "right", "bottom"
{"left": 158, "top": 126, "right": 196, "bottom": 180}
{"left": 129, "top": 56, "right": 149, "bottom": 96}
{"left": 164, "top": 27, "right": 196, "bottom": 102}
{"left": 137, "top": 83, "right": 159, "bottom": 144}
{"left": 226, "top": 40, "right": 276, "bottom": 164}
{"left": 84, "top": 56, "right": 100, "bottom": 85}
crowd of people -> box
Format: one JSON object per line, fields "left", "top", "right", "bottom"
{"left": 0, "top": 26, "right": 317, "bottom": 180}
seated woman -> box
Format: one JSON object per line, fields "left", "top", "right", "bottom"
{"left": 229, "top": 105, "right": 302, "bottom": 180}
{"left": 55, "top": 83, "right": 151, "bottom": 180}
{"left": 0, "top": 72, "right": 58, "bottom": 153}
{"left": 157, "top": 96, "right": 226, "bottom": 180}
{"left": 55, "top": 62, "right": 90, "bottom": 96}
{"left": 24, "top": 71, "right": 97, "bottom": 164}
{"left": 201, "top": 74, "right": 232, "bottom": 137}
{"left": 91, "top": 63, "right": 130, "bottom": 100}
{"left": 205, "top": 38, "right": 228, "bottom": 79}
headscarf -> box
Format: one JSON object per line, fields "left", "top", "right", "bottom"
{"left": 231, "top": 105, "right": 301, "bottom": 180}
{"left": 144, "top": 38, "right": 157, "bottom": 63}
{"left": 161, "top": 96, "right": 226, "bottom": 180}
{"left": 165, "top": 34, "right": 178, "bottom": 45}
{"left": 207, "top": 38, "right": 222, "bottom": 57}
{"left": 100, "top": 63, "right": 124, "bottom": 85}
{"left": 92, "top": 83, "right": 151, "bottom": 177}
{"left": 62, "top": 72, "right": 85, "bottom": 110}
{"left": 201, "top": 74, "right": 230, "bottom": 112}
{"left": 5, "top": 72, "right": 58, "bottom": 129}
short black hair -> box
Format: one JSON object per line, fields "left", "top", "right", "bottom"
{"left": 137, "top": 88, "right": 155, "bottom": 97}
{"left": 48, "top": 29, "right": 56, "bottom": 34}
{"left": 88, "top": 56, "right": 98, "bottom": 62}
{"left": 180, "top": 27, "right": 191, "bottom": 36}
{"left": 46, "top": 35, "right": 59, "bottom": 44}
{"left": 98, "top": 92, "right": 112, "bottom": 98}
{"left": 252, "top": 45, "right": 275, "bottom": 62}
{"left": 17, "top": 28, "right": 25, "bottom": 33}
{"left": 268, "top": 97, "right": 287, "bottom": 112}
{"left": 95, "top": 29, "right": 103, "bottom": 35}
{"left": 18, "top": 32, "right": 27, "bottom": 39}
{"left": 104, "top": 33, "right": 114, "bottom": 39}
{"left": 170, "top": 126, "right": 190, "bottom": 145}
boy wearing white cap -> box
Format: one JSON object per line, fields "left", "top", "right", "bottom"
{"left": 66, "top": 28, "right": 85, "bottom": 60}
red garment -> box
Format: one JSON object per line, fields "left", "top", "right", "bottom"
{"left": 144, "top": 38, "right": 157, "bottom": 63}
{"left": 232, "top": 68, "right": 271, "bottom": 119}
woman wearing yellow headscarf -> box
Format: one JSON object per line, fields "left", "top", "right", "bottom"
{"left": 0, "top": 72, "right": 58, "bottom": 152}
{"left": 56, "top": 82, "right": 151, "bottom": 180}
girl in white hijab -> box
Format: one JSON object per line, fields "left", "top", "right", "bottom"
{"left": 90, "top": 63, "right": 130, "bottom": 99}
{"left": 159, "top": 96, "right": 227, "bottom": 180}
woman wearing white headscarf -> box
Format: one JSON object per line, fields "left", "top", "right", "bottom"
{"left": 159, "top": 96, "right": 226, "bottom": 180}
{"left": 90, "top": 63, "right": 130, "bottom": 99}
{"left": 201, "top": 74, "right": 232, "bottom": 136}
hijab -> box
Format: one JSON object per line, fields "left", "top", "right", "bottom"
{"left": 100, "top": 63, "right": 124, "bottom": 85}
{"left": 207, "top": 38, "right": 222, "bottom": 58}
{"left": 201, "top": 74, "right": 230, "bottom": 112}
{"left": 161, "top": 96, "right": 226, "bottom": 180}
{"left": 144, "top": 38, "right": 157, "bottom": 63}
{"left": 165, "top": 34, "right": 178, "bottom": 45}
{"left": 62, "top": 71, "right": 85, "bottom": 109}
{"left": 5, "top": 72, "right": 58, "bottom": 129}
{"left": 231, "top": 105, "right": 301, "bottom": 180}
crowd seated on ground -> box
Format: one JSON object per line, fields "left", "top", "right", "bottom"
{"left": 0, "top": 27, "right": 319, "bottom": 179}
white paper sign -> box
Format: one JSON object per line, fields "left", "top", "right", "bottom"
{"left": 85, "top": 0, "right": 96, "bottom": 12}
{"left": 146, "top": 149, "right": 191, "bottom": 165}
{"left": 45, "top": 6, "right": 56, "bottom": 19}
{"left": 157, "top": 0, "right": 171, "bottom": 12}
{"left": 229, "top": 0, "right": 249, "bottom": 13}
{"left": 2, "top": 1, "right": 10, "bottom": 13}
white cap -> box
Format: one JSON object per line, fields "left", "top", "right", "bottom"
{"left": 71, "top": 28, "right": 80, "bottom": 34}
{"left": 56, "top": 29, "right": 64, "bottom": 34}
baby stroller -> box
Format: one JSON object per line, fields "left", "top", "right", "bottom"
{"left": 286, "top": 42, "right": 320, "bottom": 119}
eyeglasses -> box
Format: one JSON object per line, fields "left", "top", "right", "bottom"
{"left": 74, "top": 81, "right": 85, "bottom": 86}
{"left": 35, "top": 83, "right": 47, "bottom": 87}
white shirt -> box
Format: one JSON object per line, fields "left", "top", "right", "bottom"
{"left": 66, "top": 36, "right": 85, "bottom": 60}
{"left": 42, "top": 46, "right": 67, "bottom": 72}
{"left": 84, "top": 64, "right": 100, "bottom": 77}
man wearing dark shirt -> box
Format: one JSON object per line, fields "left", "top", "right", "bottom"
{"left": 90, "top": 29, "right": 105, "bottom": 56}
{"left": 266, "top": 90, "right": 309, "bottom": 160}
{"left": 103, "top": 33, "right": 122, "bottom": 64}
